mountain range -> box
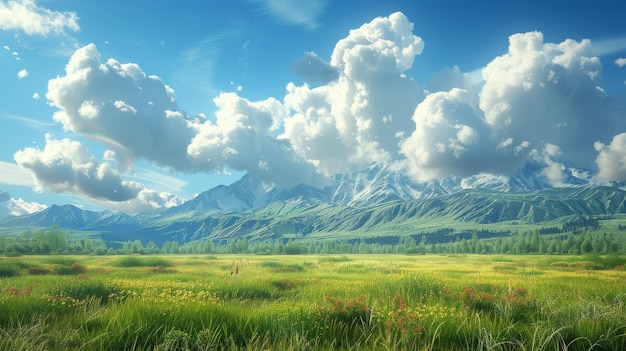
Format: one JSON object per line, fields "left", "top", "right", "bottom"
{"left": 1, "top": 163, "right": 623, "bottom": 245}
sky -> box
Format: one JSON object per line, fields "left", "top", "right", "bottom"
{"left": 1, "top": 0, "right": 626, "bottom": 217}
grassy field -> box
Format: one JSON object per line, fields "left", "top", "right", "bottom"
{"left": 0, "top": 254, "right": 625, "bottom": 350}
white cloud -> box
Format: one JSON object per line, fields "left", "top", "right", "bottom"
{"left": 13, "top": 135, "right": 181, "bottom": 213}
{"left": 616, "top": 58, "right": 626, "bottom": 67}
{"left": 27, "top": 12, "right": 626, "bottom": 204}
{"left": 400, "top": 88, "right": 515, "bottom": 182}
{"left": 283, "top": 12, "right": 424, "bottom": 175}
{"left": 479, "top": 31, "right": 620, "bottom": 171}
{"left": 0, "top": 192, "right": 47, "bottom": 218}
{"left": 129, "top": 167, "right": 188, "bottom": 194}
{"left": 0, "top": 0, "right": 79, "bottom": 36}
{"left": 594, "top": 133, "right": 626, "bottom": 182}
{"left": 188, "top": 92, "right": 325, "bottom": 187}
{"left": 6, "top": 197, "right": 47, "bottom": 216}
{"left": 46, "top": 43, "right": 198, "bottom": 172}
{"left": 591, "top": 36, "right": 626, "bottom": 57}
{"left": 253, "top": 0, "right": 328, "bottom": 30}
{"left": 32, "top": 92, "right": 39, "bottom": 99}
{"left": 17, "top": 68, "right": 28, "bottom": 79}
{"left": 400, "top": 30, "right": 626, "bottom": 182}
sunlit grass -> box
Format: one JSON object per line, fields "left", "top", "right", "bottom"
{"left": 0, "top": 254, "right": 624, "bottom": 350}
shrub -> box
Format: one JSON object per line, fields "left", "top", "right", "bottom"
{"left": 54, "top": 262, "right": 87, "bottom": 275}
{"left": 154, "top": 329, "right": 192, "bottom": 351}
{"left": 319, "top": 295, "right": 371, "bottom": 325}
{"left": 318, "top": 255, "right": 351, "bottom": 263}
{"left": 0, "top": 262, "right": 20, "bottom": 277}
{"left": 600, "top": 254, "right": 626, "bottom": 269}
{"left": 550, "top": 261, "right": 571, "bottom": 268}
{"left": 260, "top": 261, "right": 304, "bottom": 273}
{"left": 460, "top": 286, "right": 498, "bottom": 315}
{"left": 580, "top": 261, "right": 604, "bottom": 270}
{"left": 112, "top": 256, "right": 173, "bottom": 268}
{"left": 27, "top": 266, "right": 50, "bottom": 275}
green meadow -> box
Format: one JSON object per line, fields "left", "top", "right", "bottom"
{"left": 0, "top": 254, "right": 625, "bottom": 350}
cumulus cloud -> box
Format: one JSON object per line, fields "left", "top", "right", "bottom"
{"left": 188, "top": 92, "right": 325, "bottom": 187}
{"left": 594, "top": 133, "right": 626, "bottom": 182}
{"left": 399, "top": 31, "right": 626, "bottom": 182}
{"left": 283, "top": 12, "right": 424, "bottom": 175}
{"left": 13, "top": 135, "right": 181, "bottom": 213}
{"left": 46, "top": 43, "right": 199, "bottom": 172}
{"left": 6, "top": 197, "right": 47, "bottom": 216}
{"left": 22, "top": 11, "right": 626, "bottom": 213}
{"left": 479, "top": 32, "right": 618, "bottom": 170}
{"left": 400, "top": 88, "right": 510, "bottom": 182}
{"left": 0, "top": 190, "right": 47, "bottom": 218}
{"left": 17, "top": 68, "right": 28, "bottom": 79}
{"left": 0, "top": 0, "right": 79, "bottom": 36}
{"left": 46, "top": 43, "right": 325, "bottom": 188}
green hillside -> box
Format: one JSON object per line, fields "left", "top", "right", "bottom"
{"left": 112, "top": 186, "right": 626, "bottom": 244}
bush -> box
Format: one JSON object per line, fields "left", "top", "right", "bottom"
{"left": 318, "top": 255, "right": 351, "bottom": 263}
{"left": 112, "top": 256, "right": 173, "bottom": 268}
{"left": 0, "top": 262, "right": 20, "bottom": 277}
{"left": 154, "top": 329, "right": 192, "bottom": 351}
{"left": 54, "top": 262, "right": 87, "bottom": 275}
{"left": 550, "top": 261, "right": 571, "bottom": 268}
{"left": 27, "top": 266, "right": 50, "bottom": 275}
{"left": 580, "top": 261, "right": 604, "bottom": 270}
{"left": 600, "top": 254, "right": 626, "bottom": 269}
{"left": 320, "top": 295, "right": 371, "bottom": 325}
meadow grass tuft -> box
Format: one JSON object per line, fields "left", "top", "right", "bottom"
{"left": 0, "top": 254, "right": 625, "bottom": 350}
{"left": 111, "top": 256, "right": 173, "bottom": 268}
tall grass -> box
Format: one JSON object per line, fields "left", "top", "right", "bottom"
{"left": 0, "top": 254, "right": 624, "bottom": 350}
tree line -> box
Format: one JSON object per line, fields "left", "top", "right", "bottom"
{"left": 2, "top": 224, "right": 625, "bottom": 257}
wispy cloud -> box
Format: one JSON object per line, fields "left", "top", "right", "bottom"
{"left": 128, "top": 167, "right": 189, "bottom": 195}
{"left": 591, "top": 36, "right": 626, "bottom": 56}
{"left": 0, "top": 0, "right": 79, "bottom": 36}
{"left": 1, "top": 114, "right": 56, "bottom": 131}
{"left": 0, "top": 161, "right": 34, "bottom": 187}
{"left": 252, "top": 0, "right": 328, "bottom": 30}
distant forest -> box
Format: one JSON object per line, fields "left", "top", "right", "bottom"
{"left": 1, "top": 221, "right": 626, "bottom": 258}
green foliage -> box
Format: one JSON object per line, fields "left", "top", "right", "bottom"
{"left": 27, "top": 266, "right": 51, "bottom": 275}
{"left": 48, "top": 280, "right": 125, "bottom": 306}
{"left": 53, "top": 262, "right": 87, "bottom": 275}
{"left": 318, "top": 255, "right": 351, "bottom": 263}
{"left": 259, "top": 261, "right": 304, "bottom": 273}
{"left": 111, "top": 256, "right": 173, "bottom": 267}
{"left": 0, "top": 261, "right": 20, "bottom": 277}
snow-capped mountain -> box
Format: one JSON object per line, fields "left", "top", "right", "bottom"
{"left": 162, "top": 173, "right": 272, "bottom": 215}
{"left": 0, "top": 162, "right": 616, "bottom": 246}
{"left": 0, "top": 204, "right": 141, "bottom": 230}
{"left": 163, "top": 162, "right": 595, "bottom": 216}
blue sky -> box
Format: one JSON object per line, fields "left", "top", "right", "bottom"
{"left": 1, "top": 0, "right": 626, "bottom": 216}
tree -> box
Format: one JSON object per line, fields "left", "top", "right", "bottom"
{"left": 131, "top": 240, "right": 144, "bottom": 254}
